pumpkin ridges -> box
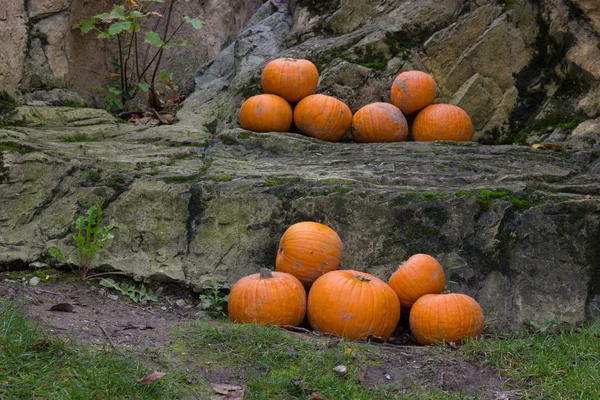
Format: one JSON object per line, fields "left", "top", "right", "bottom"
{"left": 276, "top": 221, "right": 343, "bottom": 287}
{"left": 261, "top": 58, "right": 319, "bottom": 103}
{"left": 391, "top": 71, "right": 437, "bottom": 115}
{"left": 388, "top": 254, "right": 445, "bottom": 309}
{"left": 352, "top": 102, "right": 408, "bottom": 143}
{"left": 293, "top": 94, "right": 352, "bottom": 142}
{"left": 412, "top": 104, "right": 473, "bottom": 142}
{"left": 228, "top": 270, "right": 306, "bottom": 326}
{"left": 409, "top": 293, "right": 484, "bottom": 345}
{"left": 307, "top": 270, "right": 400, "bottom": 341}
{"left": 239, "top": 94, "right": 292, "bottom": 133}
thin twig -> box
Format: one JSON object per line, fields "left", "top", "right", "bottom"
{"left": 279, "top": 325, "right": 317, "bottom": 335}
{"left": 151, "top": 108, "right": 169, "bottom": 124}
{"left": 98, "top": 324, "right": 117, "bottom": 349}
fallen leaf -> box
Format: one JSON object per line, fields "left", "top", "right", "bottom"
{"left": 210, "top": 383, "right": 243, "bottom": 395}
{"left": 531, "top": 143, "right": 562, "bottom": 151}
{"left": 585, "top": 195, "right": 592, "bottom": 199}
{"left": 49, "top": 303, "right": 74, "bottom": 313}
{"left": 221, "top": 386, "right": 247, "bottom": 399}
{"left": 138, "top": 371, "right": 166, "bottom": 385}
{"left": 344, "top": 346, "right": 353, "bottom": 355}
{"left": 309, "top": 393, "right": 325, "bottom": 400}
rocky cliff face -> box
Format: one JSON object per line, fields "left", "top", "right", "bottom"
{"left": 180, "top": 0, "right": 600, "bottom": 144}
{"left": 0, "top": 0, "right": 264, "bottom": 106}
{"left": 2, "top": 0, "right": 600, "bottom": 332}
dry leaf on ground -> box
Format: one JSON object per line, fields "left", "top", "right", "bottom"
{"left": 138, "top": 371, "right": 166, "bottom": 385}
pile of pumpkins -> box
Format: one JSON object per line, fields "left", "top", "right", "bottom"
{"left": 238, "top": 57, "right": 473, "bottom": 143}
{"left": 228, "top": 221, "right": 484, "bottom": 346}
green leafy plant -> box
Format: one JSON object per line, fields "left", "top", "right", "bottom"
{"left": 99, "top": 278, "right": 158, "bottom": 303}
{"left": 48, "top": 203, "right": 117, "bottom": 280}
{"left": 76, "top": 0, "right": 203, "bottom": 112}
{"left": 199, "top": 284, "right": 229, "bottom": 317}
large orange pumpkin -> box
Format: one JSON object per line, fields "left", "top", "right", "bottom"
{"left": 293, "top": 94, "right": 352, "bottom": 142}
{"left": 388, "top": 254, "right": 446, "bottom": 309}
{"left": 228, "top": 268, "right": 307, "bottom": 326}
{"left": 275, "top": 221, "right": 343, "bottom": 288}
{"left": 239, "top": 94, "right": 292, "bottom": 133}
{"left": 391, "top": 71, "right": 436, "bottom": 115}
{"left": 307, "top": 270, "right": 401, "bottom": 341}
{"left": 409, "top": 293, "right": 484, "bottom": 345}
{"left": 351, "top": 102, "right": 408, "bottom": 143}
{"left": 412, "top": 104, "right": 473, "bottom": 142}
{"left": 261, "top": 58, "right": 319, "bottom": 103}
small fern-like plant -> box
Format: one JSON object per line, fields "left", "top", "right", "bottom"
{"left": 49, "top": 203, "right": 117, "bottom": 280}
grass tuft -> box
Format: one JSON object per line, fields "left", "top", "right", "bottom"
{"left": 0, "top": 299, "right": 179, "bottom": 399}
{"left": 463, "top": 321, "right": 600, "bottom": 398}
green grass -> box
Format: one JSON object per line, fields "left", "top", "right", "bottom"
{"left": 0, "top": 300, "right": 180, "bottom": 399}
{"left": 172, "top": 321, "right": 397, "bottom": 399}
{"left": 0, "top": 141, "right": 34, "bottom": 153}
{"left": 463, "top": 321, "right": 600, "bottom": 398}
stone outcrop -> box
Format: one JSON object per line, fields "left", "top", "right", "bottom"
{"left": 2, "top": 105, "right": 600, "bottom": 331}
{"left": 178, "top": 0, "right": 600, "bottom": 143}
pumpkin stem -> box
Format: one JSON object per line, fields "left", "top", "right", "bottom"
{"left": 355, "top": 274, "right": 371, "bottom": 283}
{"left": 259, "top": 268, "right": 273, "bottom": 279}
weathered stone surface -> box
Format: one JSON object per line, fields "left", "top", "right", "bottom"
{"left": 23, "top": 89, "right": 87, "bottom": 107}
{"left": 451, "top": 73, "right": 504, "bottom": 134}
{"left": 567, "top": 118, "right": 600, "bottom": 148}
{"left": 0, "top": 1, "right": 28, "bottom": 94}
{"left": 2, "top": 107, "right": 600, "bottom": 331}
{"left": 6, "top": 106, "right": 116, "bottom": 128}
{"left": 572, "top": 0, "right": 600, "bottom": 32}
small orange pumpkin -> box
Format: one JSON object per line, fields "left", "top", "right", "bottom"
{"left": 351, "top": 102, "right": 408, "bottom": 143}
{"left": 307, "top": 270, "right": 401, "bottom": 341}
{"left": 275, "top": 221, "right": 343, "bottom": 287}
{"left": 412, "top": 104, "right": 473, "bottom": 142}
{"left": 261, "top": 58, "right": 319, "bottom": 103}
{"left": 293, "top": 94, "right": 353, "bottom": 142}
{"left": 409, "top": 293, "right": 485, "bottom": 345}
{"left": 391, "top": 71, "right": 437, "bottom": 115}
{"left": 228, "top": 268, "right": 307, "bottom": 326}
{"left": 239, "top": 94, "right": 292, "bottom": 133}
{"left": 388, "top": 254, "right": 446, "bottom": 309}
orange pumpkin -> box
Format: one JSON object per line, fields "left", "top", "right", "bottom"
{"left": 228, "top": 268, "right": 307, "bottom": 326}
{"left": 293, "top": 94, "right": 352, "bottom": 142}
{"left": 388, "top": 254, "right": 446, "bottom": 309}
{"left": 261, "top": 58, "right": 319, "bottom": 103}
{"left": 351, "top": 102, "right": 408, "bottom": 143}
{"left": 409, "top": 293, "right": 484, "bottom": 345}
{"left": 391, "top": 71, "right": 437, "bottom": 115}
{"left": 239, "top": 94, "right": 292, "bottom": 133}
{"left": 275, "top": 221, "right": 343, "bottom": 287}
{"left": 307, "top": 270, "right": 400, "bottom": 341}
{"left": 412, "top": 104, "right": 473, "bottom": 142}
